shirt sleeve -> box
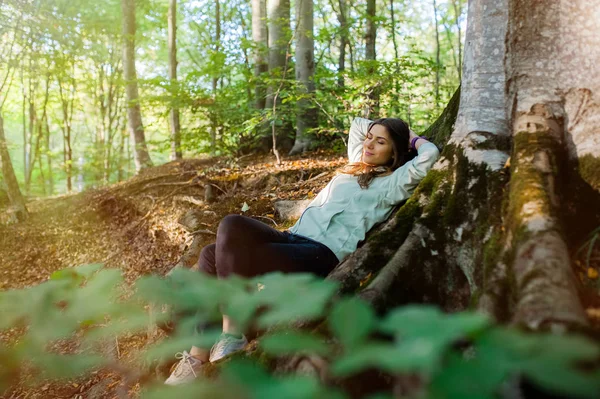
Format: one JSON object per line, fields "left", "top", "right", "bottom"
{"left": 348, "top": 117, "right": 373, "bottom": 163}
{"left": 385, "top": 142, "right": 441, "bottom": 204}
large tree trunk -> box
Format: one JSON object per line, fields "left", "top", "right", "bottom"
{"left": 289, "top": 0, "right": 317, "bottom": 155}
{"left": 0, "top": 115, "right": 28, "bottom": 221}
{"left": 168, "top": 0, "right": 182, "bottom": 161}
{"left": 345, "top": 0, "right": 596, "bottom": 330}
{"left": 121, "top": 0, "right": 153, "bottom": 172}
{"left": 252, "top": 0, "right": 268, "bottom": 110}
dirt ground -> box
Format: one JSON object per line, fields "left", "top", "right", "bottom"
{"left": 0, "top": 150, "right": 347, "bottom": 398}
{"left": 1, "top": 149, "right": 599, "bottom": 398}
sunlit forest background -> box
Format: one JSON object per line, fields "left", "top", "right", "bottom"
{"left": 0, "top": 0, "right": 464, "bottom": 197}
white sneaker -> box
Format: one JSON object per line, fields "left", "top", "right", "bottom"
{"left": 164, "top": 351, "right": 205, "bottom": 386}
{"left": 209, "top": 334, "right": 248, "bottom": 362}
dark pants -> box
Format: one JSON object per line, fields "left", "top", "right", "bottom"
{"left": 198, "top": 214, "right": 339, "bottom": 279}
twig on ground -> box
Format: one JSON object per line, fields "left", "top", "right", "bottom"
{"left": 209, "top": 183, "right": 227, "bottom": 196}
{"left": 254, "top": 215, "right": 278, "bottom": 226}
{"left": 191, "top": 228, "right": 217, "bottom": 236}
{"left": 280, "top": 171, "right": 331, "bottom": 188}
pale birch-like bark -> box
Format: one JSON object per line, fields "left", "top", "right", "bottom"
{"left": 289, "top": 0, "right": 317, "bottom": 155}
{"left": 450, "top": 0, "right": 510, "bottom": 171}
{"left": 252, "top": 0, "right": 268, "bottom": 109}
{"left": 121, "top": 0, "right": 153, "bottom": 172}
{"left": 168, "top": 0, "right": 182, "bottom": 160}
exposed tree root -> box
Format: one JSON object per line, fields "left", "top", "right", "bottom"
{"left": 508, "top": 105, "right": 587, "bottom": 329}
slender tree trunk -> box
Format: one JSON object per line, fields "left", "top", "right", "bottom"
{"left": 97, "top": 65, "right": 108, "bottom": 184}
{"left": 58, "top": 75, "right": 74, "bottom": 193}
{"left": 25, "top": 86, "right": 35, "bottom": 193}
{"left": 335, "top": 0, "right": 348, "bottom": 87}
{"left": 264, "top": 0, "right": 293, "bottom": 155}
{"left": 265, "top": 0, "right": 290, "bottom": 110}
{"left": 210, "top": 0, "right": 221, "bottom": 156}
{"left": 432, "top": 0, "right": 441, "bottom": 107}
{"left": 0, "top": 115, "right": 28, "bottom": 221}
{"left": 118, "top": 125, "right": 126, "bottom": 182}
{"left": 452, "top": 0, "right": 462, "bottom": 81}
{"left": 252, "top": 0, "right": 268, "bottom": 109}
{"left": 121, "top": 0, "right": 153, "bottom": 172}
{"left": 21, "top": 67, "right": 27, "bottom": 183}
{"left": 389, "top": 0, "right": 401, "bottom": 115}
{"left": 168, "top": 0, "right": 182, "bottom": 160}
{"left": 45, "top": 116, "right": 53, "bottom": 195}
{"left": 29, "top": 74, "right": 50, "bottom": 194}
{"left": 365, "top": 0, "right": 376, "bottom": 61}
{"left": 364, "top": 0, "right": 379, "bottom": 118}
{"left": 289, "top": 0, "right": 317, "bottom": 155}
{"left": 237, "top": 9, "right": 253, "bottom": 105}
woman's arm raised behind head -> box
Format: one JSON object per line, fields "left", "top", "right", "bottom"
{"left": 384, "top": 141, "right": 441, "bottom": 204}
{"left": 347, "top": 117, "right": 373, "bottom": 163}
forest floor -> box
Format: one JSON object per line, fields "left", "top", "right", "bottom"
{"left": 0, "top": 149, "right": 347, "bottom": 398}
{"left": 1, "top": 149, "right": 599, "bottom": 398}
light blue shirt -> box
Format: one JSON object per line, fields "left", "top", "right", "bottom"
{"left": 289, "top": 117, "right": 440, "bottom": 262}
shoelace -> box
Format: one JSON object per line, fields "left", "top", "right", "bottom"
{"left": 174, "top": 351, "right": 198, "bottom": 377}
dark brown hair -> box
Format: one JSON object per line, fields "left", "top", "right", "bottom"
{"left": 339, "top": 118, "right": 416, "bottom": 188}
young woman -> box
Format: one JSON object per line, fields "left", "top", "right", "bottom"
{"left": 165, "top": 117, "right": 440, "bottom": 385}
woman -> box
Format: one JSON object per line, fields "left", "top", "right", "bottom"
{"left": 165, "top": 117, "right": 440, "bottom": 385}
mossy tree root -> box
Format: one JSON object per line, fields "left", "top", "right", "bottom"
{"left": 507, "top": 104, "right": 587, "bottom": 329}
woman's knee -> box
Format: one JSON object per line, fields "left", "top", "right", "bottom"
{"left": 198, "top": 243, "right": 217, "bottom": 275}
{"left": 217, "top": 214, "right": 247, "bottom": 244}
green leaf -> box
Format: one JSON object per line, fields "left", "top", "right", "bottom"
{"left": 29, "top": 352, "right": 104, "bottom": 380}
{"left": 253, "top": 273, "right": 338, "bottom": 328}
{"left": 329, "top": 297, "right": 375, "bottom": 348}
{"left": 142, "top": 381, "right": 240, "bottom": 399}
{"left": 330, "top": 342, "right": 397, "bottom": 377}
{"left": 429, "top": 351, "right": 507, "bottom": 399}
{"left": 222, "top": 360, "right": 341, "bottom": 399}
{"left": 144, "top": 329, "right": 222, "bottom": 363}
{"left": 260, "top": 331, "right": 331, "bottom": 356}
{"left": 477, "top": 329, "right": 600, "bottom": 398}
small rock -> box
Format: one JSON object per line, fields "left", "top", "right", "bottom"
{"left": 274, "top": 200, "right": 312, "bottom": 220}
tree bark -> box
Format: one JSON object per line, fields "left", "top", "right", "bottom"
{"left": 264, "top": 0, "right": 294, "bottom": 155}
{"left": 252, "top": 0, "right": 268, "bottom": 109}
{"left": 121, "top": 0, "right": 153, "bottom": 172}
{"left": 335, "top": 0, "right": 348, "bottom": 87}
{"left": 0, "top": 115, "right": 28, "bottom": 221}
{"left": 432, "top": 0, "right": 441, "bottom": 107}
{"left": 210, "top": 0, "right": 221, "bottom": 156}
{"left": 57, "top": 72, "right": 74, "bottom": 193}
{"left": 364, "top": 0, "right": 379, "bottom": 118}
{"left": 289, "top": 0, "right": 317, "bottom": 155}
{"left": 168, "top": 0, "right": 182, "bottom": 161}
{"left": 452, "top": 0, "right": 462, "bottom": 81}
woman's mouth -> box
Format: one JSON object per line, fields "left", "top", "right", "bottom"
{"left": 365, "top": 151, "right": 374, "bottom": 156}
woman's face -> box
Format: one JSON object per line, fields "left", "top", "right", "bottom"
{"left": 362, "top": 124, "right": 394, "bottom": 166}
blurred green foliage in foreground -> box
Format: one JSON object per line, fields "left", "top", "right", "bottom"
{"left": 1, "top": 264, "right": 599, "bottom": 398}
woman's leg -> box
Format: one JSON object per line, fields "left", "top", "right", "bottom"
{"left": 189, "top": 243, "right": 217, "bottom": 362}
{"left": 215, "top": 214, "right": 337, "bottom": 277}
{"left": 189, "top": 215, "right": 338, "bottom": 364}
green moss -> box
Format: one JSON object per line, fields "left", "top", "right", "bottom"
{"left": 358, "top": 198, "right": 423, "bottom": 279}
{"left": 470, "top": 132, "right": 512, "bottom": 152}
{"left": 578, "top": 154, "right": 600, "bottom": 190}
{"left": 506, "top": 131, "right": 562, "bottom": 237}
{"left": 422, "top": 86, "right": 461, "bottom": 146}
